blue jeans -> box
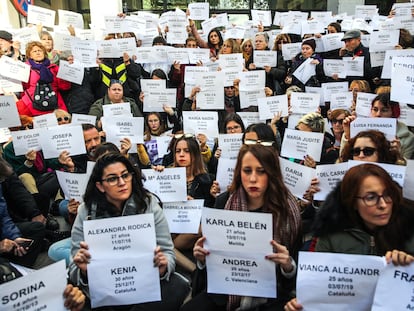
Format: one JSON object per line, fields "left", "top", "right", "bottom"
{"left": 48, "top": 237, "right": 71, "bottom": 266}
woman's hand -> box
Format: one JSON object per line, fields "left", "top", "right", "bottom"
{"left": 266, "top": 240, "right": 293, "bottom": 272}
{"left": 193, "top": 236, "right": 209, "bottom": 265}
{"left": 154, "top": 246, "right": 168, "bottom": 277}
{"left": 303, "top": 154, "right": 316, "bottom": 168}
{"left": 139, "top": 91, "right": 145, "bottom": 103}
{"left": 59, "top": 150, "right": 75, "bottom": 171}
{"left": 162, "top": 104, "right": 174, "bottom": 116}
{"left": 210, "top": 180, "right": 220, "bottom": 198}
{"left": 342, "top": 115, "right": 356, "bottom": 140}
{"left": 73, "top": 241, "right": 91, "bottom": 275}
{"left": 303, "top": 177, "right": 320, "bottom": 202}
{"left": 68, "top": 199, "right": 81, "bottom": 215}
{"left": 152, "top": 165, "right": 165, "bottom": 172}
{"left": 284, "top": 298, "right": 303, "bottom": 311}
{"left": 385, "top": 250, "right": 414, "bottom": 266}
{"left": 214, "top": 148, "right": 221, "bottom": 159}
{"left": 0, "top": 238, "right": 20, "bottom": 254}
{"left": 120, "top": 137, "right": 132, "bottom": 155}
{"left": 63, "top": 284, "right": 85, "bottom": 311}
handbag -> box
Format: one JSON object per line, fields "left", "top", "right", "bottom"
{"left": 0, "top": 257, "right": 22, "bottom": 284}
{"left": 26, "top": 82, "right": 58, "bottom": 111}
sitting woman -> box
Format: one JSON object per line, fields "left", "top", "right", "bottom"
{"left": 285, "top": 164, "right": 414, "bottom": 310}
{"left": 68, "top": 153, "right": 189, "bottom": 310}
{"left": 88, "top": 79, "right": 142, "bottom": 130}
{"left": 182, "top": 144, "right": 301, "bottom": 311}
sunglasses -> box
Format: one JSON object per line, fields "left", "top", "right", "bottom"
{"left": 350, "top": 147, "right": 377, "bottom": 157}
{"left": 244, "top": 139, "right": 274, "bottom": 147}
{"left": 332, "top": 118, "right": 344, "bottom": 125}
{"left": 174, "top": 133, "right": 195, "bottom": 139}
{"left": 57, "top": 116, "right": 70, "bottom": 122}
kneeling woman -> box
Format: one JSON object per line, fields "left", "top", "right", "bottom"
{"left": 182, "top": 144, "right": 302, "bottom": 311}
{"left": 68, "top": 153, "right": 188, "bottom": 310}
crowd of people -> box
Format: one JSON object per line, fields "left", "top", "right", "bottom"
{"left": 0, "top": 3, "right": 414, "bottom": 310}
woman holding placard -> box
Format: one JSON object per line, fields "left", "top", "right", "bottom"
{"left": 284, "top": 164, "right": 414, "bottom": 311}
{"left": 69, "top": 153, "right": 189, "bottom": 310}
{"left": 183, "top": 144, "right": 301, "bottom": 311}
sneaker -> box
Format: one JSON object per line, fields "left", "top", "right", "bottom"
{"left": 46, "top": 214, "right": 60, "bottom": 231}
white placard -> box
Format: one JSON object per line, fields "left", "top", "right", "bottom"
{"left": 238, "top": 71, "right": 266, "bottom": 91}
{"left": 297, "top": 252, "right": 385, "bottom": 311}
{"left": 0, "top": 56, "right": 30, "bottom": 83}
{"left": 314, "top": 162, "right": 348, "bottom": 201}
{"left": 56, "top": 170, "right": 90, "bottom": 202}
{"left": 293, "top": 58, "right": 316, "bottom": 84}
{"left": 182, "top": 111, "right": 219, "bottom": 138}
{"left": 381, "top": 49, "right": 414, "bottom": 80}
{"left": 391, "top": 56, "right": 414, "bottom": 104}
{"left": 71, "top": 39, "right": 98, "bottom": 68}
{"left": 253, "top": 50, "right": 277, "bottom": 68}
{"left": 330, "top": 92, "right": 353, "bottom": 111}
{"left": 321, "top": 82, "right": 349, "bottom": 105}
{"left": 279, "top": 157, "right": 316, "bottom": 199}
{"left": 320, "top": 33, "right": 344, "bottom": 52}
{"left": 0, "top": 76, "right": 23, "bottom": 94}
{"left": 163, "top": 200, "right": 204, "bottom": 233}
{"left": 142, "top": 167, "right": 187, "bottom": 202}
{"left": 301, "top": 19, "right": 325, "bottom": 36}
{"left": 58, "top": 9, "right": 84, "bottom": 29}
{"left": 56, "top": 60, "right": 85, "bottom": 85}
{"left": 350, "top": 117, "right": 397, "bottom": 141}
{"left": 71, "top": 113, "right": 97, "bottom": 125}
{"left": 33, "top": 113, "right": 58, "bottom": 129}
{"left": 202, "top": 207, "right": 276, "bottom": 298}
{"left": 216, "top": 158, "right": 236, "bottom": 194}
{"left": 257, "top": 95, "right": 289, "bottom": 120}
{"left": 372, "top": 263, "right": 414, "bottom": 310}
{"left": 290, "top": 92, "right": 320, "bottom": 114}
{"left": 239, "top": 89, "right": 265, "bottom": 109}
{"left": 53, "top": 33, "right": 73, "bottom": 52}
{"left": 12, "top": 27, "right": 40, "bottom": 54}
{"left": 27, "top": 5, "right": 56, "bottom": 28}
{"left": 11, "top": 129, "right": 42, "bottom": 155}
{"left": 0, "top": 95, "right": 20, "bottom": 128}
{"left": 369, "top": 30, "right": 399, "bottom": 52}
{"left": 218, "top": 134, "right": 243, "bottom": 159}
{"left": 84, "top": 214, "right": 160, "bottom": 308}
{"left": 281, "top": 42, "right": 302, "bottom": 61}
{"left": 188, "top": 3, "right": 209, "bottom": 21}
{"left": 343, "top": 56, "right": 364, "bottom": 77}
{"left": 281, "top": 128, "right": 324, "bottom": 161}
{"left": 218, "top": 53, "right": 244, "bottom": 71}
{"left": 196, "top": 89, "right": 225, "bottom": 110}
{"left": 355, "top": 92, "right": 378, "bottom": 117}
{"left": 102, "top": 102, "right": 132, "bottom": 117}
{"left": 188, "top": 48, "right": 211, "bottom": 64}
{"left": 251, "top": 10, "right": 272, "bottom": 27}
{"left": 0, "top": 260, "right": 67, "bottom": 311}
{"left": 167, "top": 48, "right": 190, "bottom": 64}
{"left": 323, "top": 59, "right": 346, "bottom": 79}
{"left": 39, "top": 125, "right": 86, "bottom": 159}
{"left": 103, "top": 117, "right": 144, "bottom": 145}
{"left": 238, "top": 112, "right": 260, "bottom": 129}
{"left": 403, "top": 159, "right": 414, "bottom": 200}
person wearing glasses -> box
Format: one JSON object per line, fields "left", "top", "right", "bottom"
{"left": 183, "top": 144, "right": 301, "bottom": 311}
{"left": 341, "top": 92, "right": 414, "bottom": 159}
{"left": 328, "top": 109, "right": 350, "bottom": 152}
{"left": 54, "top": 109, "right": 72, "bottom": 125}
{"left": 69, "top": 153, "right": 189, "bottom": 310}
{"left": 241, "top": 38, "right": 253, "bottom": 65}
{"left": 284, "top": 164, "right": 414, "bottom": 311}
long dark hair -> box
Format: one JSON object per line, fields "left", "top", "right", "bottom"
{"left": 84, "top": 153, "right": 149, "bottom": 217}
{"left": 340, "top": 130, "right": 401, "bottom": 164}
{"left": 207, "top": 28, "right": 223, "bottom": 49}
{"left": 230, "top": 144, "right": 300, "bottom": 248}
{"left": 340, "top": 164, "right": 407, "bottom": 254}
{"left": 173, "top": 136, "right": 206, "bottom": 177}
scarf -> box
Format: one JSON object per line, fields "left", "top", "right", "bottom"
{"left": 28, "top": 58, "right": 53, "bottom": 83}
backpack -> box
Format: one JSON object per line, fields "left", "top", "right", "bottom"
{"left": 26, "top": 82, "right": 58, "bottom": 111}
{"left": 0, "top": 257, "right": 22, "bottom": 284}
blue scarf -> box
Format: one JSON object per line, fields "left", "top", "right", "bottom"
{"left": 28, "top": 58, "right": 53, "bottom": 83}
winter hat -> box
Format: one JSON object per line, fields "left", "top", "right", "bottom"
{"left": 302, "top": 39, "right": 316, "bottom": 51}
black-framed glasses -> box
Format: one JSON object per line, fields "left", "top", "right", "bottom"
{"left": 101, "top": 172, "right": 133, "bottom": 186}
{"left": 356, "top": 193, "right": 392, "bottom": 207}
{"left": 226, "top": 125, "right": 241, "bottom": 132}
{"left": 332, "top": 118, "right": 344, "bottom": 125}
{"left": 350, "top": 147, "right": 377, "bottom": 157}
{"left": 174, "top": 133, "right": 195, "bottom": 139}
{"left": 244, "top": 139, "right": 274, "bottom": 147}
{"left": 57, "top": 116, "right": 70, "bottom": 122}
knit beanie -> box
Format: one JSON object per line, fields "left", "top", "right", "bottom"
{"left": 302, "top": 39, "right": 316, "bottom": 51}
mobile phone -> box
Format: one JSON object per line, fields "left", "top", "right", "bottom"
{"left": 18, "top": 240, "right": 34, "bottom": 249}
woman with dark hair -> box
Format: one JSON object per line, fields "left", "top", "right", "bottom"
{"left": 285, "top": 164, "right": 414, "bottom": 310}
{"left": 69, "top": 153, "right": 188, "bottom": 310}
{"left": 243, "top": 122, "right": 280, "bottom": 151}
{"left": 369, "top": 92, "right": 414, "bottom": 159}
{"left": 182, "top": 144, "right": 302, "bottom": 311}
{"left": 188, "top": 23, "right": 224, "bottom": 59}
{"left": 17, "top": 41, "right": 71, "bottom": 117}
{"left": 340, "top": 130, "right": 405, "bottom": 165}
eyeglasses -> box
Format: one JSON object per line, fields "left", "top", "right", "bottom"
{"left": 356, "top": 193, "right": 392, "bottom": 207}
{"left": 101, "top": 172, "right": 133, "bottom": 186}
{"left": 350, "top": 147, "right": 377, "bottom": 157}
{"left": 226, "top": 124, "right": 241, "bottom": 132}
{"left": 174, "top": 133, "right": 195, "bottom": 139}
{"left": 244, "top": 139, "right": 274, "bottom": 147}
{"left": 332, "top": 118, "right": 344, "bottom": 125}
{"left": 57, "top": 116, "right": 70, "bottom": 122}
